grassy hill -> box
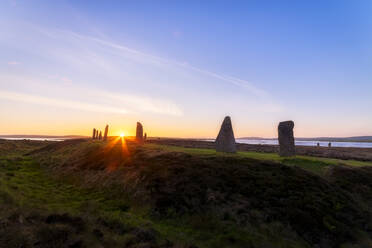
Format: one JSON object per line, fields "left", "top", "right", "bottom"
{"left": 0, "top": 138, "right": 371, "bottom": 248}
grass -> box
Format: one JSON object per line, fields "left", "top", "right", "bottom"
{"left": 143, "top": 143, "right": 372, "bottom": 175}
{"left": 0, "top": 155, "right": 166, "bottom": 247}
{"left": 0, "top": 152, "right": 309, "bottom": 247}
{"left": 0, "top": 157, "right": 103, "bottom": 212}
{"left": 1, "top": 139, "right": 371, "bottom": 247}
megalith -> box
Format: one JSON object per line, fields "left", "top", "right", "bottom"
{"left": 144, "top": 133, "right": 147, "bottom": 141}
{"left": 136, "top": 122, "right": 143, "bottom": 142}
{"left": 215, "top": 116, "right": 236, "bottom": 153}
{"left": 103, "top": 125, "right": 109, "bottom": 141}
{"left": 98, "top": 131, "right": 102, "bottom": 140}
{"left": 92, "top": 128, "right": 96, "bottom": 139}
{"left": 278, "top": 121, "right": 295, "bottom": 157}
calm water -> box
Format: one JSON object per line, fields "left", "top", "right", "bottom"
{"left": 205, "top": 139, "right": 372, "bottom": 148}
{"left": 236, "top": 139, "right": 372, "bottom": 148}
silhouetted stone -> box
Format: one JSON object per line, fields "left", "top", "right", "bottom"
{"left": 215, "top": 116, "right": 236, "bottom": 153}
{"left": 278, "top": 121, "right": 295, "bottom": 157}
{"left": 92, "top": 128, "right": 96, "bottom": 139}
{"left": 98, "top": 131, "right": 102, "bottom": 140}
{"left": 136, "top": 122, "right": 143, "bottom": 142}
{"left": 103, "top": 125, "right": 109, "bottom": 141}
{"left": 328, "top": 142, "right": 332, "bottom": 148}
{"left": 144, "top": 133, "right": 147, "bottom": 141}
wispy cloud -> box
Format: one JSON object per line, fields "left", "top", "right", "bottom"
{"left": 1, "top": 24, "right": 282, "bottom": 115}
{"left": 0, "top": 90, "right": 128, "bottom": 115}
{"left": 55, "top": 29, "right": 273, "bottom": 100}
{"left": 7, "top": 61, "right": 20, "bottom": 65}
{"left": 0, "top": 74, "right": 184, "bottom": 116}
{"left": 10, "top": 0, "right": 17, "bottom": 7}
{"left": 98, "top": 91, "right": 183, "bottom": 116}
{"left": 172, "top": 31, "right": 183, "bottom": 39}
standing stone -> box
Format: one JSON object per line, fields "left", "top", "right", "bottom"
{"left": 103, "top": 125, "right": 109, "bottom": 141}
{"left": 98, "top": 131, "right": 102, "bottom": 140}
{"left": 144, "top": 133, "right": 147, "bottom": 141}
{"left": 136, "top": 122, "right": 143, "bottom": 142}
{"left": 215, "top": 116, "right": 236, "bottom": 153}
{"left": 278, "top": 121, "right": 295, "bottom": 157}
{"left": 92, "top": 128, "right": 96, "bottom": 139}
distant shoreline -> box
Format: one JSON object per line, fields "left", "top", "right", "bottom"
{"left": 0, "top": 135, "right": 88, "bottom": 140}
{"left": 1, "top": 135, "right": 372, "bottom": 144}
{"left": 237, "top": 136, "right": 372, "bottom": 143}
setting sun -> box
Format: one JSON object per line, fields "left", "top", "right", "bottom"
{"left": 120, "top": 133, "right": 125, "bottom": 137}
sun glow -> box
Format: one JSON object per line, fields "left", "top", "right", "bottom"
{"left": 120, "top": 133, "right": 125, "bottom": 137}
{"left": 103, "top": 135, "right": 129, "bottom": 172}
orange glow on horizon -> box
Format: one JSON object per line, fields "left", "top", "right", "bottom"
{"left": 2, "top": 117, "right": 370, "bottom": 139}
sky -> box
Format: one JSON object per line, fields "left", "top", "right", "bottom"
{"left": 0, "top": 0, "right": 372, "bottom": 138}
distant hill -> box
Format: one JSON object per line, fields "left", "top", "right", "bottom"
{"left": 238, "top": 136, "right": 372, "bottom": 142}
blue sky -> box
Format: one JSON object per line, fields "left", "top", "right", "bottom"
{"left": 0, "top": 0, "right": 371, "bottom": 137}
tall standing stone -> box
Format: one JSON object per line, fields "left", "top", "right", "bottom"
{"left": 92, "top": 128, "right": 96, "bottom": 139}
{"left": 144, "top": 133, "right": 147, "bottom": 141}
{"left": 136, "top": 122, "right": 143, "bottom": 142}
{"left": 278, "top": 121, "right": 295, "bottom": 157}
{"left": 103, "top": 125, "right": 109, "bottom": 141}
{"left": 215, "top": 116, "right": 236, "bottom": 153}
{"left": 99, "top": 131, "right": 102, "bottom": 140}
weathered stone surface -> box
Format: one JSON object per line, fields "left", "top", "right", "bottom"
{"left": 92, "top": 128, "right": 96, "bottom": 139}
{"left": 103, "top": 125, "right": 109, "bottom": 141}
{"left": 98, "top": 131, "right": 102, "bottom": 140}
{"left": 215, "top": 116, "right": 236, "bottom": 153}
{"left": 278, "top": 121, "right": 295, "bottom": 157}
{"left": 136, "top": 122, "right": 143, "bottom": 142}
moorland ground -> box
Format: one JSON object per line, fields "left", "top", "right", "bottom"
{"left": 147, "top": 138, "right": 372, "bottom": 161}
{"left": 0, "top": 138, "right": 371, "bottom": 248}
